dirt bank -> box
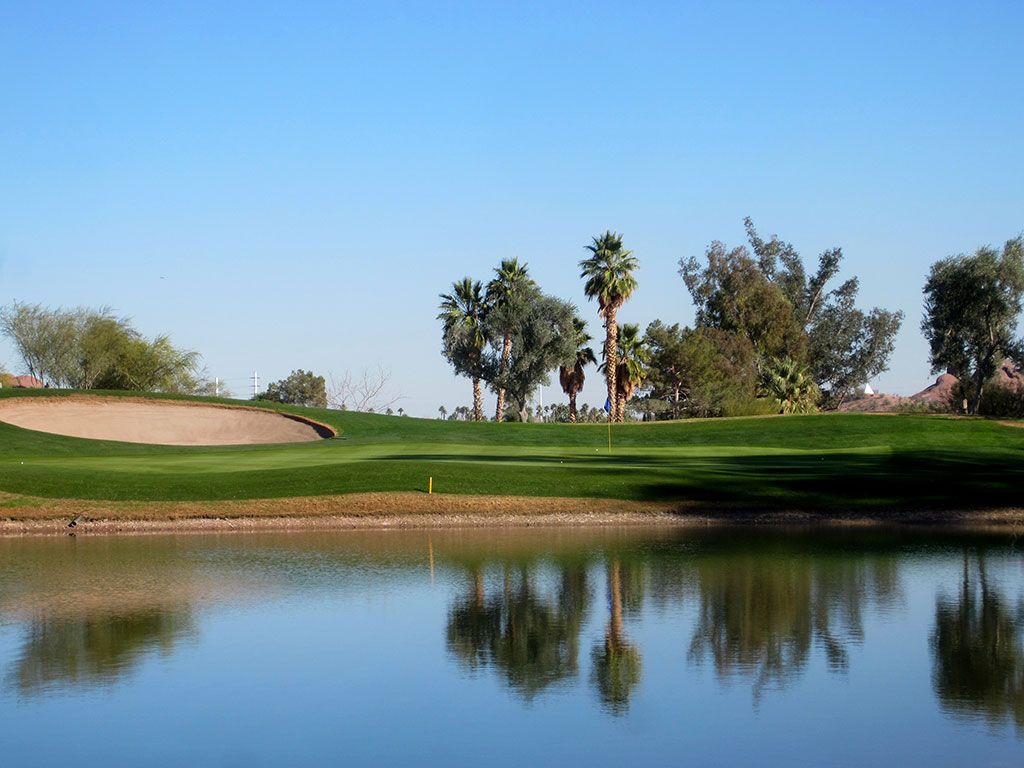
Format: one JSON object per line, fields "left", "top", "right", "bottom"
{"left": 1, "top": 491, "right": 1021, "bottom": 536}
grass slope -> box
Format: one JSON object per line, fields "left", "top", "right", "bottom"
{"left": 1, "top": 389, "right": 1022, "bottom": 510}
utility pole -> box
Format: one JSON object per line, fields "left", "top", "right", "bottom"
{"left": 252, "top": 370, "right": 259, "bottom": 398}
{"left": 215, "top": 377, "right": 220, "bottom": 397}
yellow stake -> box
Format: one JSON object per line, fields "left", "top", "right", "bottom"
{"left": 428, "top": 476, "right": 433, "bottom": 495}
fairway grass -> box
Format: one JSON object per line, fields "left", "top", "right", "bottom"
{"left": 1, "top": 389, "right": 1023, "bottom": 524}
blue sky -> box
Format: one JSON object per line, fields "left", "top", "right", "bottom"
{"left": 1, "top": 1, "right": 1022, "bottom": 415}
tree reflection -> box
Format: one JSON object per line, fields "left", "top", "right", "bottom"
{"left": 13, "top": 610, "right": 194, "bottom": 694}
{"left": 687, "top": 555, "right": 899, "bottom": 699}
{"left": 446, "top": 563, "right": 590, "bottom": 700}
{"left": 932, "top": 554, "right": 1024, "bottom": 730}
{"left": 591, "top": 559, "right": 642, "bottom": 714}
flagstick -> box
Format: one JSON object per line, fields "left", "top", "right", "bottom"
{"left": 607, "top": 415, "right": 612, "bottom": 452}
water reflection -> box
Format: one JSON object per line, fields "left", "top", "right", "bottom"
{"left": 12, "top": 610, "right": 194, "bottom": 695}
{"left": 687, "top": 554, "right": 902, "bottom": 699}
{"left": 446, "top": 563, "right": 589, "bottom": 699}
{"left": 591, "top": 559, "right": 642, "bottom": 714}
{"left": 932, "top": 553, "right": 1024, "bottom": 730}
{"left": 0, "top": 525, "right": 1020, "bottom": 745}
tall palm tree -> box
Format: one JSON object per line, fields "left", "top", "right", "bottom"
{"left": 579, "top": 231, "right": 639, "bottom": 422}
{"left": 559, "top": 317, "right": 596, "bottom": 423}
{"left": 613, "top": 323, "right": 650, "bottom": 422}
{"left": 486, "top": 259, "right": 535, "bottom": 421}
{"left": 438, "top": 278, "right": 488, "bottom": 421}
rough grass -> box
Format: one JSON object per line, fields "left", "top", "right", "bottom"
{"left": 1, "top": 389, "right": 1023, "bottom": 512}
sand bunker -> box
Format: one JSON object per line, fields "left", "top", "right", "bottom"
{"left": 0, "top": 397, "right": 334, "bottom": 446}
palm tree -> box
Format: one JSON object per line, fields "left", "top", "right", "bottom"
{"left": 559, "top": 317, "right": 596, "bottom": 423}
{"left": 599, "top": 324, "right": 649, "bottom": 422}
{"left": 764, "top": 357, "right": 819, "bottom": 414}
{"left": 579, "top": 231, "right": 639, "bottom": 422}
{"left": 612, "top": 323, "right": 650, "bottom": 422}
{"left": 438, "top": 405, "right": 448, "bottom": 420}
{"left": 486, "top": 259, "right": 536, "bottom": 421}
{"left": 438, "top": 278, "right": 488, "bottom": 421}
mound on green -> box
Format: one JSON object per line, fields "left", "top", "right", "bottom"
{"left": 0, "top": 389, "right": 1022, "bottom": 513}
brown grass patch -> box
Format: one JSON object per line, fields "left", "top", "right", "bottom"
{"left": 1, "top": 490, "right": 1023, "bottom": 536}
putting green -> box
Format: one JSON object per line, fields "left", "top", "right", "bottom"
{"left": 0, "top": 389, "right": 1021, "bottom": 510}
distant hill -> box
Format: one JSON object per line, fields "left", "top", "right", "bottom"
{"left": 839, "top": 360, "right": 1022, "bottom": 413}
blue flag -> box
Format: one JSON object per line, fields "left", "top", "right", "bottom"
{"left": 604, "top": 397, "right": 612, "bottom": 413}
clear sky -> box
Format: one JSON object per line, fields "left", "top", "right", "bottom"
{"left": 1, "top": 1, "right": 1022, "bottom": 415}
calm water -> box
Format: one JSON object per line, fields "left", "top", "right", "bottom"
{"left": 1, "top": 526, "right": 1022, "bottom": 767}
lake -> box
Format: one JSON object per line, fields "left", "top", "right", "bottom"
{"left": 1, "top": 526, "right": 1022, "bottom": 767}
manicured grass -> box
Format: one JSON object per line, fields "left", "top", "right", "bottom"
{"left": 1, "top": 389, "right": 1022, "bottom": 510}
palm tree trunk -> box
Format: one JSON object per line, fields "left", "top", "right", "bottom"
{"left": 608, "top": 559, "right": 623, "bottom": 648}
{"left": 472, "top": 377, "right": 483, "bottom": 421}
{"left": 474, "top": 566, "right": 485, "bottom": 609}
{"left": 494, "top": 334, "right": 512, "bottom": 421}
{"left": 569, "top": 389, "right": 578, "bottom": 423}
{"left": 605, "top": 310, "right": 618, "bottom": 422}
{"left": 616, "top": 393, "right": 626, "bottom": 423}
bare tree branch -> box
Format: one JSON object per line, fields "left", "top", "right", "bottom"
{"left": 326, "top": 365, "right": 404, "bottom": 413}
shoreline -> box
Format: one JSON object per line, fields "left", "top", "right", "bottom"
{"left": 2, "top": 491, "right": 1023, "bottom": 536}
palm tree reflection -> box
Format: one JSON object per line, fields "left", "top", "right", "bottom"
{"left": 446, "top": 563, "right": 590, "bottom": 700}
{"left": 591, "top": 558, "right": 642, "bottom": 715}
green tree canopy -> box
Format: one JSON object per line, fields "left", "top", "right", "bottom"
{"left": 255, "top": 369, "right": 327, "bottom": 408}
{"left": 922, "top": 236, "right": 1024, "bottom": 414}
{"left": 680, "top": 241, "right": 805, "bottom": 364}
{"left": 484, "top": 289, "right": 576, "bottom": 422}
{"left": 0, "top": 302, "right": 201, "bottom": 393}
{"left": 485, "top": 259, "right": 537, "bottom": 421}
{"left": 681, "top": 220, "right": 903, "bottom": 408}
{"left": 643, "top": 322, "right": 758, "bottom": 419}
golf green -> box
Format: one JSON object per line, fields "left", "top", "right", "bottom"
{"left": 0, "top": 389, "right": 1021, "bottom": 511}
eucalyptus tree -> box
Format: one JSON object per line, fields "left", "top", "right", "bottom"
{"left": 438, "top": 278, "right": 488, "bottom": 421}
{"left": 486, "top": 259, "right": 537, "bottom": 421}
{"left": 559, "top": 317, "right": 597, "bottom": 423}
{"left": 922, "top": 237, "right": 1024, "bottom": 415}
{"left": 580, "top": 231, "right": 639, "bottom": 422}
{"left": 484, "top": 289, "right": 576, "bottom": 422}
{"left": 681, "top": 220, "right": 903, "bottom": 408}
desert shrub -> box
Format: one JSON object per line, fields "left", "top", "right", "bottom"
{"left": 978, "top": 384, "right": 1024, "bottom": 418}
{"left": 721, "top": 395, "right": 778, "bottom": 418}
{"left": 893, "top": 400, "right": 952, "bottom": 415}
